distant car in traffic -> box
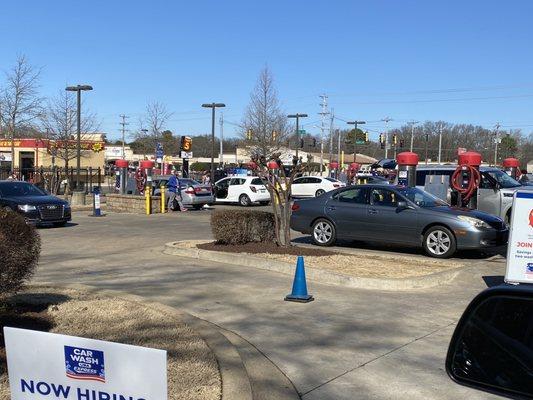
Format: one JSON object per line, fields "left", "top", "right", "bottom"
{"left": 214, "top": 176, "right": 270, "bottom": 206}
{"left": 0, "top": 180, "right": 71, "bottom": 226}
{"left": 291, "top": 185, "right": 508, "bottom": 258}
{"left": 152, "top": 176, "right": 214, "bottom": 210}
{"left": 291, "top": 176, "right": 345, "bottom": 198}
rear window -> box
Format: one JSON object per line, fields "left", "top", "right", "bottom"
{"left": 251, "top": 178, "right": 266, "bottom": 185}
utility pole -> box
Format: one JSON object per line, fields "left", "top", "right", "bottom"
{"left": 318, "top": 94, "right": 329, "bottom": 176}
{"left": 437, "top": 122, "right": 443, "bottom": 164}
{"left": 494, "top": 122, "right": 501, "bottom": 166}
{"left": 336, "top": 128, "right": 341, "bottom": 169}
{"left": 202, "top": 102, "right": 225, "bottom": 184}
{"left": 329, "top": 109, "right": 334, "bottom": 163}
{"left": 347, "top": 120, "right": 366, "bottom": 162}
{"left": 287, "top": 113, "right": 308, "bottom": 159}
{"left": 119, "top": 114, "right": 129, "bottom": 160}
{"left": 408, "top": 120, "right": 419, "bottom": 152}
{"left": 219, "top": 112, "right": 224, "bottom": 166}
{"left": 382, "top": 117, "right": 392, "bottom": 158}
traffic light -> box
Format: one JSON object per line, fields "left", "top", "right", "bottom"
{"left": 399, "top": 139, "right": 404, "bottom": 148}
{"left": 272, "top": 130, "right": 278, "bottom": 140}
{"left": 180, "top": 136, "right": 192, "bottom": 151}
{"left": 312, "top": 138, "right": 317, "bottom": 147}
{"left": 379, "top": 133, "right": 385, "bottom": 144}
{"left": 300, "top": 138, "right": 304, "bottom": 148}
{"left": 246, "top": 129, "right": 253, "bottom": 140}
{"left": 392, "top": 134, "right": 397, "bottom": 145}
{"left": 364, "top": 131, "right": 369, "bottom": 142}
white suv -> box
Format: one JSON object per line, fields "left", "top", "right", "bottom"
{"left": 291, "top": 176, "right": 345, "bottom": 197}
{"left": 214, "top": 176, "right": 270, "bottom": 206}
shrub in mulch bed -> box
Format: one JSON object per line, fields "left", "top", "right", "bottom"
{"left": 210, "top": 209, "right": 275, "bottom": 245}
{"left": 0, "top": 210, "right": 41, "bottom": 298}
{"left": 197, "top": 241, "right": 333, "bottom": 256}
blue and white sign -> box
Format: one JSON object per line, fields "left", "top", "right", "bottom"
{"left": 155, "top": 143, "right": 164, "bottom": 159}
{"left": 505, "top": 191, "right": 533, "bottom": 283}
{"left": 4, "top": 327, "right": 167, "bottom": 400}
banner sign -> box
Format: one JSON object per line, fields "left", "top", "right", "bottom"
{"left": 4, "top": 327, "right": 167, "bottom": 400}
{"left": 180, "top": 151, "right": 193, "bottom": 159}
{"left": 505, "top": 191, "right": 533, "bottom": 283}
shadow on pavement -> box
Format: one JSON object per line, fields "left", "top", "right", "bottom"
{"left": 38, "top": 222, "right": 79, "bottom": 229}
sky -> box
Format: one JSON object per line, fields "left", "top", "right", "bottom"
{"left": 1, "top": 0, "right": 533, "bottom": 142}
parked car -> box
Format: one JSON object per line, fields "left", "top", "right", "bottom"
{"left": 446, "top": 284, "right": 533, "bottom": 398}
{"left": 0, "top": 180, "right": 71, "bottom": 226}
{"left": 290, "top": 184, "right": 508, "bottom": 258}
{"left": 291, "top": 176, "right": 345, "bottom": 198}
{"left": 214, "top": 176, "right": 270, "bottom": 206}
{"left": 416, "top": 165, "right": 533, "bottom": 222}
{"left": 152, "top": 176, "right": 214, "bottom": 210}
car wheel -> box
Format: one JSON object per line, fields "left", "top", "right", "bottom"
{"left": 239, "top": 194, "right": 251, "bottom": 207}
{"left": 315, "top": 189, "right": 326, "bottom": 197}
{"left": 423, "top": 226, "right": 456, "bottom": 258}
{"left": 311, "top": 219, "right": 336, "bottom": 246}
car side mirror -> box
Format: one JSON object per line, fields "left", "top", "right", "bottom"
{"left": 446, "top": 286, "right": 533, "bottom": 398}
{"left": 396, "top": 201, "right": 412, "bottom": 211}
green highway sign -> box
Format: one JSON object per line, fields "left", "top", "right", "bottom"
{"left": 298, "top": 129, "right": 306, "bottom": 134}
{"left": 356, "top": 140, "right": 366, "bottom": 145}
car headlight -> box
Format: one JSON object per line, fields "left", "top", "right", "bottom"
{"left": 457, "top": 215, "right": 491, "bottom": 229}
{"left": 17, "top": 204, "right": 37, "bottom": 212}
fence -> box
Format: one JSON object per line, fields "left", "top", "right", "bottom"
{"left": 0, "top": 167, "right": 103, "bottom": 195}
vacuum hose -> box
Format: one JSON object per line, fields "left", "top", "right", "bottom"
{"left": 451, "top": 164, "right": 481, "bottom": 203}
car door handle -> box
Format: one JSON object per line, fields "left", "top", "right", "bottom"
{"left": 368, "top": 209, "right": 378, "bottom": 214}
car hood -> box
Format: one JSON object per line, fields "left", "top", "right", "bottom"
{"left": 7, "top": 195, "right": 68, "bottom": 206}
{"left": 426, "top": 205, "right": 502, "bottom": 222}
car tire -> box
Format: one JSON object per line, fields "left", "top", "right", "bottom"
{"left": 53, "top": 221, "right": 68, "bottom": 227}
{"left": 315, "top": 189, "right": 326, "bottom": 197}
{"left": 239, "top": 194, "right": 251, "bottom": 207}
{"left": 311, "top": 218, "right": 336, "bottom": 246}
{"left": 423, "top": 225, "right": 456, "bottom": 258}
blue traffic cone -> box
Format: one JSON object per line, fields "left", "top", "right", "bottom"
{"left": 285, "top": 256, "right": 314, "bottom": 303}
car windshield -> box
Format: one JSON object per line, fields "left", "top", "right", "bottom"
{"left": 0, "top": 182, "right": 47, "bottom": 197}
{"left": 396, "top": 187, "right": 448, "bottom": 208}
{"left": 486, "top": 170, "right": 521, "bottom": 188}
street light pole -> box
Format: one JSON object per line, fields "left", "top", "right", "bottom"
{"left": 381, "top": 117, "right": 392, "bottom": 159}
{"left": 347, "top": 120, "right": 365, "bottom": 162}
{"left": 66, "top": 84, "right": 93, "bottom": 191}
{"left": 408, "top": 120, "right": 419, "bottom": 152}
{"left": 288, "top": 113, "right": 308, "bottom": 159}
{"left": 494, "top": 122, "right": 501, "bottom": 166}
{"left": 202, "top": 102, "right": 225, "bottom": 183}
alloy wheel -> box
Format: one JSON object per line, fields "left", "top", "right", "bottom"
{"left": 426, "top": 230, "right": 451, "bottom": 256}
{"left": 313, "top": 221, "right": 332, "bottom": 244}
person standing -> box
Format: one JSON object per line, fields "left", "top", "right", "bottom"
{"left": 167, "top": 170, "right": 187, "bottom": 212}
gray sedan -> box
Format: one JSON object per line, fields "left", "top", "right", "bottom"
{"left": 290, "top": 185, "right": 509, "bottom": 258}
{"left": 152, "top": 176, "right": 214, "bottom": 209}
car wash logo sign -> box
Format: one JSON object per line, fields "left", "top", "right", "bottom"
{"left": 64, "top": 346, "right": 105, "bottom": 383}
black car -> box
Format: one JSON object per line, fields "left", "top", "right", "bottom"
{"left": 0, "top": 181, "right": 71, "bottom": 226}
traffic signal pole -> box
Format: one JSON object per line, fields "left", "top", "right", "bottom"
{"left": 347, "top": 120, "right": 366, "bottom": 163}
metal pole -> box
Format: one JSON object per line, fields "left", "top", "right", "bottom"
{"left": 437, "top": 124, "right": 442, "bottom": 164}
{"left": 494, "top": 123, "right": 500, "bottom": 166}
{"left": 409, "top": 121, "right": 419, "bottom": 152}
{"left": 353, "top": 122, "right": 357, "bottom": 163}
{"left": 425, "top": 134, "right": 429, "bottom": 165}
{"left": 329, "top": 109, "right": 334, "bottom": 164}
{"left": 219, "top": 112, "right": 224, "bottom": 166}
{"left": 76, "top": 89, "right": 81, "bottom": 190}
{"left": 295, "top": 116, "right": 299, "bottom": 159}
{"left": 337, "top": 129, "right": 341, "bottom": 167}
{"left": 210, "top": 105, "right": 215, "bottom": 184}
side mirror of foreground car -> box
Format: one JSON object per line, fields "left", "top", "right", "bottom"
{"left": 396, "top": 201, "right": 412, "bottom": 211}
{"left": 446, "top": 285, "right": 533, "bottom": 399}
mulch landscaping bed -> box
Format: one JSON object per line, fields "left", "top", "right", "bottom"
{"left": 198, "top": 241, "right": 333, "bottom": 256}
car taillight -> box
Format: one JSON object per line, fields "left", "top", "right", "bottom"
{"left": 185, "top": 186, "right": 195, "bottom": 194}
{"left": 291, "top": 203, "right": 300, "bottom": 211}
{"left": 250, "top": 186, "right": 257, "bottom": 193}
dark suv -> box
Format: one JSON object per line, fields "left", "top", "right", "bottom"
{"left": 0, "top": 181, "right": 71, "bottom": 226}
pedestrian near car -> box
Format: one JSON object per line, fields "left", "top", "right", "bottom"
{"left": 167, "top": 170, "right": 187, "bottom": 212}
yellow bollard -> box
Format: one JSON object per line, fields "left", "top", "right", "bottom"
{"left": 160, "top": 185, "right": 166, "bottom": 213}
{"left": 145, "top": 186, "right": 151, "bottom": 215}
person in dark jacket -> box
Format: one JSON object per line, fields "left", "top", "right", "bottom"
{"left": 167, "top": 170, "right": 187, "bottom": 212}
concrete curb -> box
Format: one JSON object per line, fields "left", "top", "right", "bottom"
{"left": 29, "top": 283, "right": 253, "bottom": 400}
{"left": 163, "top": 241, "right": 462, "bottom": 291}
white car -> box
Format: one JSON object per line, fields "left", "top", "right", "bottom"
{"left": 214, "top": 176, "right": 270, "bottom": 206}
{"left": 291, "top": 176, "right": 345, "bottom": 197}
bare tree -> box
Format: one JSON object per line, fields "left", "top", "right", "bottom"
{"left": 241, "top": 67, "right": 290, "bottom": 157}
{"left": 133, "top": 101, "right": 173, "bottom": 153}
{"left": 41, "top": 90, "right": 98, "bottom": 192}
{"left": 0, "top": 55, "right": 44, "bottom": 172}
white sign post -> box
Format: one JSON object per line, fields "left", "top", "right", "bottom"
{"left": 505, "top": 191, "right": 533, "bottom": 283}
{"left": 4, "top": 327, "right": 167, "bottom": 400}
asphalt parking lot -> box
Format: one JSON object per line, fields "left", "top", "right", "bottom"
{"left": 34, "top": 209, "right": 506, "bottom": 399}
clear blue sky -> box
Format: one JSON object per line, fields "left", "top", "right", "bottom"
{"left": 2, "top": 0, "right": 533, "bottom": 141}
